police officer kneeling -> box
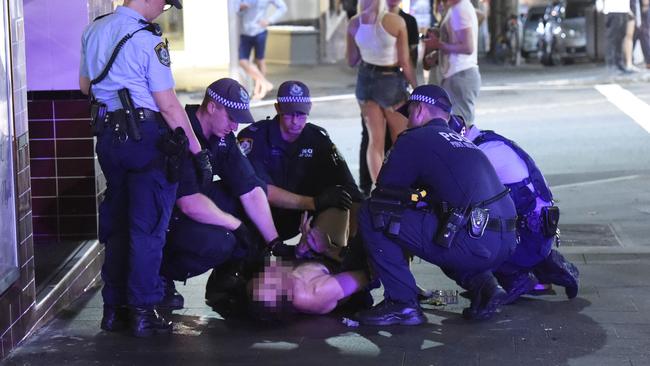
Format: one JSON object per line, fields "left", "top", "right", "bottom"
{"left": 156, "top": 78, "right": 291, "bottom": 312}
{"left": 237, "top": 81, "right": 363, "bottom": 249}
{"left": 79, "top": 0, "right": 213, "bottom": 337}
{"left": 356, "top": 85, "right": 518, "bottom": 325}
{"left": 448, "top": 115, "right": 579, "bottom": 303}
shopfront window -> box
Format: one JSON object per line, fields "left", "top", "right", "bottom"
{"left": 0, "top": 0, "right": 18, "bottom": 295}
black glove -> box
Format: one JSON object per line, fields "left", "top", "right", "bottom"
{"left": 314, "top": 185, "right": 353, "bottom": 212}
{"left": 268, "top": 238, "right": 296, "bottom": 259}
{"left": 192, "top": 149, "right": 213, "bottom": 188}
{"left": 233, "top": 223, "right": 259, "bottom": 262}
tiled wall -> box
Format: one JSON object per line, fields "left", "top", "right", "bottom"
{"left": 1, "top": 0, "right": 114, "bottom": 360}
{"left": 0, "top": 0, "right": 34, "bottom": 359}
{"left": 28, "top": 91, "right": 102, "bottom": 242}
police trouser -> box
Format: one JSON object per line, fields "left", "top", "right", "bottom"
{"left": 358, "top": 201, "right": 516, "bottom": 303}
{"left": 160, "top": 214, "right": 240, "bottom": 281}
{"left": 96, "top": 117, "right": 177, "bottom": 307}
{"left": 496, "top": 224, "right": 554, "bottom": 275}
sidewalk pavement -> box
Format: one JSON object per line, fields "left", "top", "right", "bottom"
{"left": 3, "top": 62, "right": 650, "bottom": 365}
{"left": 3, "top": 250, "right": 650, "bottom": 366}
{"left": 174, "top": 59, "right": 650, "bottom": 104}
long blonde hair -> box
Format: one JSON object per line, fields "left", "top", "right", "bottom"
{"left": 358, "top": 0, "right": 387, "bottom": 19}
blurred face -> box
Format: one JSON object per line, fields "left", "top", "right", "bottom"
{"left": 251, "top": 259, "right": 294, "bottom": 310}
{"left": 360, "top": 0, "right": 379, "bottom": 11}
{"left": 144, "top": 0, "right": 169, "bottom": 21}
{"left": 386, "top": 0, "right": 402, "bottom": 8}
{"left": 278, "top": 112, "right": 308, "bottom": 142}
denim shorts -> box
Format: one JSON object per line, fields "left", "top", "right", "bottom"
{"left": 355, "top": 64, "right": 409, "bottom": 108}
{"left": 239, "top": 30, "right": 268, "bottom": 60}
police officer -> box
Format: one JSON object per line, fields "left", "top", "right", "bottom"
{"left": 79, "top": 0, "right": 212, "bottom": 337}
{"left": 448, "top": 115, "right": 579, "bottom": 303}
{"left": 156, "top": 78, "right": 293, "bottom": 311}
{"left": 356, "top": 85, "right": 517, "bottom": 325}
{"left": 237, "top": 81, "right": 363, "bottom": 249}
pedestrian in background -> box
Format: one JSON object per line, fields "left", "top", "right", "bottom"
{"left": 358, "top": 0, "right": 420, "bottom": 196}
{"left": 423, "top": 0, "right": 481, "bottom": 127}
{"left": 236, "top": 0, "right": 287, "bottom": 100}
{"left": 632, "top": 0, "right": 650, "bottom": 69}
{"left": 600, "top": 0, "right": 632, "bottom": 73}
{"left": 347, "top": 0, "right": 417, "bottom": 188}
{"left": 79, "top": 0, "right": 210, "bottom": 337}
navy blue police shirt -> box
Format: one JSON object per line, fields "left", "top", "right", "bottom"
{"left": 237, "top": 116, "right": 363, "bottom": 202}
{"left": 378, "top": 118, "right": 516, "bottom": 217}
{"left": 177, "top": 105, "right": 265, "bottom": 203}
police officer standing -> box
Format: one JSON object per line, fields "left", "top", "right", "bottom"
{"left": 156, "top": 78, "right": 290, "bottom": 310}
{"left": 237, "top": 81, "right": 363, "bottom": 250}
{"left": 79, "top": 0, "right": 211, "bottom": 337}
{"left": 448, "top": 116, "right": 579, "bottom": 303}
{"left": 356, "top": 85, "right": 517, "bottom": 325}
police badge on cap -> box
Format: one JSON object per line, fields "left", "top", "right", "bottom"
{"left": 276, "top": 80, "right": 312, "bottom": 115}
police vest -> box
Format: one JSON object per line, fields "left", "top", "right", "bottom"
{"left": 473, "top": 130, "right": 553, "bottom": 215}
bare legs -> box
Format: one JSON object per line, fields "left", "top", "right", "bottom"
{"left": 361, "top": 100, "right": 408, "bottom": 184}
{"left": 239, "top": 59, "right": 274, "bottom": 100}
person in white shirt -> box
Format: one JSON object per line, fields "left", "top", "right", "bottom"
{"left": 236, "top": 0, "right": 287, "bottom": 99}
{"left": 423, "top": 0, "right": 480, "bottom": 127}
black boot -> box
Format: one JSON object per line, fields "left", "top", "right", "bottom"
{"left": 100, "top": 305, "right": 129, "bottom": 332}
{"left": 130, "top": 307, "right": 172, "bottom": 338}
{"left": 495, "top": 271, "right": 538, "bottom": 305}
{"left": 462, "top": 272, "right": 507, "bottom": 321}
{"left": 157, "top": 277, "right": 184, "bottom": 311}
{"left": 533, "top": 249, "right": 579, "bottom": 299}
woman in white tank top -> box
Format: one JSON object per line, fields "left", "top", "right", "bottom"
{"left": 347, "top": 0, "right": 418, "bottom": 186}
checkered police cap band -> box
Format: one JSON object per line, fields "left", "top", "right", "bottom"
{"left": 409, "top": 93, "right": 451, "bottom": 112}
{"left": 207, "top": 88, "right": 249, "bottom": 110}
{"left": 277, "top": 96, "right": 311, "bottom": 104}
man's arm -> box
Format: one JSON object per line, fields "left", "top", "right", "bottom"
{"left": 267, "top": 184, "right": 316, "bottom": 211}
{"left": 153, "top": 89, "right": 203, "bottom": 154}
{"left": 240, "top": 186, "right": 280, "bottom": 243}
{"left": 427, "top": 26, "right": 475, "bottom": 55}
{"left": 266, "top": 0, "right": 288, "bottom": 25}
{"left": 79, "top": 76, "right": 90, "bottom": 95}
{"left": 176, "top": 193, "right": 241, "bottom": 230}
{"left": 346, "top": 18, "right": 362, "bottom": 67}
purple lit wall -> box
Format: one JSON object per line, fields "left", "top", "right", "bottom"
{"left": 24, "top": 0, "right": 88, "bottom": 91}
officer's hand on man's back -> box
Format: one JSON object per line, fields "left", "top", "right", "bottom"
{"left": 314, "top": 185, "right": 353, "bottom": 212}
{"left": 193, "top": 149, "right": 213, "bottom": 188}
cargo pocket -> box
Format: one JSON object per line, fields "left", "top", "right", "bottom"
{"left": 150, "top": 169, "right": 178, "bottom": 237}
{"left": 464, "top": 236, "right": 492, "bottom": 259}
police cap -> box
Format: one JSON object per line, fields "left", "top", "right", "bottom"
{"left": 206, "top": 78, "right": 255, "bottom": 124}
{"left": 276, "top": 80, "right": 312, "bottom": 115}
{"left": 398, "top": 84, "right": 452, "bottom": 117}
{"left": 166, "top": 0, "right": 183, "bottom": 9}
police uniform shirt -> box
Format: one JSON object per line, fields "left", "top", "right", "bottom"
{"left": 79, "top": 6, "right": 175, "bottom": 112}
{"left": 466, "top": 126, "right": 550, "bottom": 213}
{"left": 378, "top": 118, "right": 512, "bottom": 213}
{"left": 176, "top": 105, "right": 265, "bottom": 200}
{"left": 237, "top": 117, "right": 363, "bottom": 201}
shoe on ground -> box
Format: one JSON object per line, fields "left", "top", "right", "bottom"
{"left": 497, "top": 271, "right": 538, "bottom": 305}
{"left": 100, "top": 304, "right": 129, "bottom": 332}
{"left": 130, "top": 307, "right": 172, "bottom": 338}
{"left": 157, "top": 277, "right": 184, "bottom": 311}
{"left": 533, "top": 249, "right": 579, "bottom": 299}
{"left": 355, "top": 299, "right": 426, "bottom": 326}
{"left": 462, "top": 273, "right": 507, "bottom": 321}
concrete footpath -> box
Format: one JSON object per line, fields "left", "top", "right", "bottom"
{"left": 3, "top": 62, "right": 650, "bottom": 366}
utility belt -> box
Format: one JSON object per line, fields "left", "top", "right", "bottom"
{"left": 361, "top": 62, "right": 401, "bottom": 73}
{"left": 90, "top": 88, "right": 162, "bottom": 141}
{"left": 368, "top": 186, "right": 515, "bottom": 248}
{"left": 518, "top": 205, "right": 560, "bottom": 239}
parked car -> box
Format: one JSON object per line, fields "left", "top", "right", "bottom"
{"left": 539, "top": 0, "right": 591, "bottom": 65}
{"left": 521, "top": 5, "right": 547, "bottom": 58}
